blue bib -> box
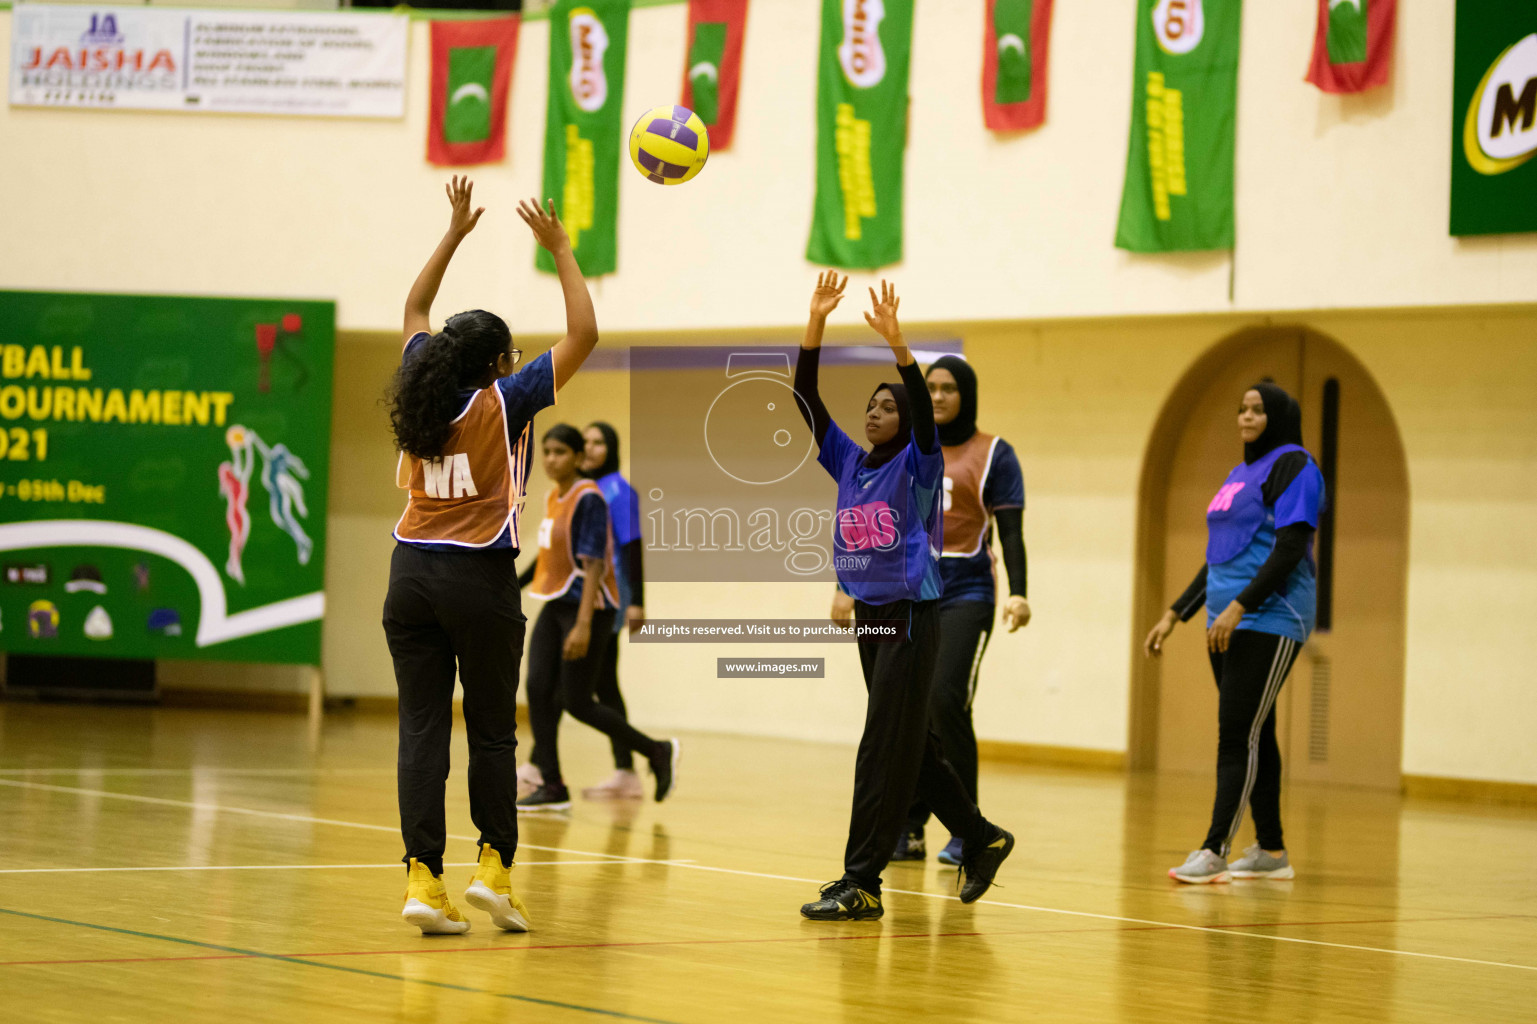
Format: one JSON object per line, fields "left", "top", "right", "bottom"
{"left": 1205, "top": 444, "right": 1308, "bottom": 565}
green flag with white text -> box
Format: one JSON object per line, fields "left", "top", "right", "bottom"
{"left": 806, "top": 0, "right": 913, "bottom": 270}
{"left": 1115, "top": 0, "right": 1241, "bottom": 253}
{"left": 539, "top": 0, "right": 629, "bottom": 276}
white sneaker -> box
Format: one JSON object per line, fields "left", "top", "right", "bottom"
{"left": 1169, "top": 849, "right": 1230, "bottom": 884}
{"left": 582, "top": 769, "right": 644, "bottom": 800}
{"left": 1229, "top": 845, "right": 1295, "bottom": 879}
{"left": 516, "top": 762, "right": 543, "bottom": 800}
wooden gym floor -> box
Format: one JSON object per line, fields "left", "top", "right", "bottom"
{"left": 0, "top": 702, "right": 1533, "bottom": 1023}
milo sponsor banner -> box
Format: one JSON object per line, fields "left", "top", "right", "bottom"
{"left": 0, "top": 290, "right": 334, "bottom": 666}
{"left": 1451, "top": 0, "right": 1537, "bottom": 236}
{"left": 806, "top": 0, "right": 914, "bottom": 270}
{"left": 1114, "top": 0, "right": 1242, "bottom": 253}
{"left": 538, "top": 0, "right": 630, "bottom": 277}
{"left": 8, "top": 3, "right": 407, "bottom": 118}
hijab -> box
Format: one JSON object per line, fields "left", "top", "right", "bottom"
{"left": 864, "top": 381, "right": 912, "bottom": 470}
{"left": 585, "top": 420, "right": 621, "bottom": 478}
{"left": 927, "top": 355, "right": 978, "bottom": 447}
{"left": 1244, "top": 381, "right": 1304, "bottom": 464}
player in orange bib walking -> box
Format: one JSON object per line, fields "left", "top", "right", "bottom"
{"left": 516, "top": 424, "right": 680, "bottom": 811}
{"left": 383, "top": 177, "right": 600, "bottom": 935}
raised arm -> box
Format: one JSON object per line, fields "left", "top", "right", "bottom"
{"left": 404, "top": 176, "right": 484, "bottom": 343}
{"left": 519, "top": 198, "right": 598, "bottom": 390}
{"left": 864, "top": 281, "right": 936, "bottom": 453}
{"left": 795, "top": 270, "right": 846, "bottom": 446}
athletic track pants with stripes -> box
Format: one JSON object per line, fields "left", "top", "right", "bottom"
{"left": 1203, "top": 629, "right": 1303, "bottom": 857}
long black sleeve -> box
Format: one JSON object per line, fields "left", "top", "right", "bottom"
{"left": 623, "top": 538, "right": 644, "bottom": 607}
{"left": 1235, "top": 523, "right": 1313, "bottom": 612}
{"left": 897, "top": 360, "right": 937, "bottom": 454}
{"left": 1171, "top": 564, "right": 1208, "bottom": 622}
{"left": 793, "top": 346, "right": 833, "bottom": 445}
{"left": 993, "top": 507, "right": 1028, "bottom": 598}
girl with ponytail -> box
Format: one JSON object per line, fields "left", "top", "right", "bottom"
{"left": 384, "top": 176, "right": 600, "bottom": 936}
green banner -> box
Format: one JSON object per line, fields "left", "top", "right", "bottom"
{"left": 806, "top": 0, "right": 914, "bottom": 270}
{"left": 539, "top": 0, "right": 630, "bottom": 276}
{"left": 1115, "top": 0, "right": 1242, "bottom": 253}
{"left": 1451, "top": 1, "right": 1537, "bottom": 236}
{"left": 0, "top": 290, "right": 334, "bottom": 666}
{"left": 687, "top": 21, "right": 726, "bottom": 125}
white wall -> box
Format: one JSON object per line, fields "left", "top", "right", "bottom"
{"left": 3, "top": 1, "right": 1534, "bottom": 334}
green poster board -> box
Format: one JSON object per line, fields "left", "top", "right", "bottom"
{"left": 1451, "top": 1, "right": 1537, "bottom": 236}
{"left": 0, "top": 290, "right": 334, "bottom": 666}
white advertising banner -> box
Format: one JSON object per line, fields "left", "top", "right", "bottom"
{"left": 8, "top": 3, "right": 408, "bottom": 118}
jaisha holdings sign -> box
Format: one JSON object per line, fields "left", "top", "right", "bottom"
{"left": 1451, "top": 1, "right": 1537, "bottom": 236}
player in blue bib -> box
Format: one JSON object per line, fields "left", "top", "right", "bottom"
{"left": 1144, "top": 381, "right": 1325, "bottom": 884}
{"left": 793, "top": 274, "right": 1015, "bottom": 921}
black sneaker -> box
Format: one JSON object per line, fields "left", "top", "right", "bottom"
{"left": 649, "top": 738, "right": 680, "bottom": 802}
{"left": 516, "top": 783, "right": 571, "bottom": 812}
{"left": 958, "top": 826, "right": 1014, "bottom": 904}
{"left": 800, "top": 880, "right": 883, "bottom": 921}
{"left": 891, "top": 828, "right": 926, "bottom": 862}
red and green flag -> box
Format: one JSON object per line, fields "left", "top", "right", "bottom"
{"left": 539, "top": 0, "right": 630, "bottom": 277}
{"left": 681, "top": 0, "right": 748, "bottom": 151}
{"left": 982, "top": 0, "right": 1053, "bottom": 131}
{"left": 1115, "top": 0, "right": 1242, "bottom": 253}
{"left": 806, "top": 0, "right": 914, "bottom": 270}
{"left": 427, "top": 18, "right": 521, "bottom": 167}
{"left": 1306, "top": 0, "right": 1395, "bottom": 94}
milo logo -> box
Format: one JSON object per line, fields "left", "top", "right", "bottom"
{"left": 1464, "top": 33, "right": 1537, "bottom": 176}
{"left": 838, "top": 0, "right": 886, "bottom": 89}
{"left": 568, "top": 7, "right": 610, "bottom": 113}
{"left": 1153, "top": 0, "right": 1204, "bottom": 56}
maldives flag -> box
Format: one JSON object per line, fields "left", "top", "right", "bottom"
{"left": 1306, "top": 0, "right": 1395, "bottom": 94}
{"left": 427, "top": 18, "right": 521, "bottom": 166}
{"left": 680, "top": 0, "right": 748, "bottom": 150}
{"left": 983, "top": 0, "right": 1053, "bottom": 131}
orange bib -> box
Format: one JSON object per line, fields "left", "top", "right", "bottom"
{"left": 528, "top": 478, "right": 618, "bottom": 607}
{"left": 941, "top": 432, "right": 1000, "bottom": 558}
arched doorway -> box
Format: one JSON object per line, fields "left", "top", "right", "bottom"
{"left": 1128, "top": 327, "right": 1409, "bottom": 789}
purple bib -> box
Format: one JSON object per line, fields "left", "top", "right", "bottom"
{"left": 1205, "top": 444, "right": 1307, "bottom": 565}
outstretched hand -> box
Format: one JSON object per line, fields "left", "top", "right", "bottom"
{"left": 446, "top": 175, "right": 484, "bottom": 238}
{"left": 809, "top": 270, "right": 848, "bottom": 319}
{"left": 864, "top": 280, "right": 903, "bottom": 348}
{"left": 518, "top": 197, "right": 572, "bottom": 254}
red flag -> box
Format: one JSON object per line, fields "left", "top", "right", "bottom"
{"left": 1306, "top": 0, "right": 1395, "bottom": 94}
{"left": 680, "top": 0, "right": 748, "bottom": 151}
{"left": 427, "top": 18, "right": 520, "bottom": 167}
{"left": 982, "top": 0, "right": 1053, "bottom": 132}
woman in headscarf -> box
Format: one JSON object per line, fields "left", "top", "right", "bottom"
{"left": 792, "top": 272, "right": 1014, "bottom": 922}
{"left": 579, "top": 420, "right": 647, "bottom": 799}
{"left": 867, "top": 354, "right": 1032, "bottom": 868}
{"left": 517, "top": 423, "right": 679, "bottom": 812}
{"left": 1143, "top": 381, "right": 1325, "bottom": 884}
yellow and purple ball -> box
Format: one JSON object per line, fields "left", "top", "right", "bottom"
{"left": 628, "top": 105, "right": 710, "bottom": 186}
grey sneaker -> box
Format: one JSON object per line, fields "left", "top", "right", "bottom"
{"left": 1169, "top": 849, "right": 1230, "bottom": 884}
{"left": 1229, "top": 845, "right": 1294, "bottom": 879}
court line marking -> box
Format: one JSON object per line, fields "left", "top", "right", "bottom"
{"left": 0, "top": 859, "right": 693, "bottom": 875}
{"left": 0, "top": 778, "right": 650, "bottom": 865}
{"left": 4, "top": 777, "right": 1533, "bottom": 974}
{"left": 0, "top": 906, "right": 686, "bottom": 1024}
{"left": 0, "top": 915, "right": 1523, "bottom": 970}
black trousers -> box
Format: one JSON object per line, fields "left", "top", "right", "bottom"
{"left": 844, "top": 598, "right": 990, "bottom": 893}
{"left": 593, "top": 628, "right": 633, "bottom": 770}
{"left": 526, "top": 600, "right": 654, "bottom": 788}
{"left": 1202, "top": 629, "right": 1303, "bottom": 857}
{"left": 383, "top": 544, "right": 525, "bottom": 875}
{"left": 907, "top": 600, "right": 994, "bottom": 832}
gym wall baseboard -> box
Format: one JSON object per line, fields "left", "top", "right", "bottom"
{"left": 1401, "top": 774, "right": 1537, "bottom": 807}
{"left": 976, "top": 740, "right": 1127, "bottom": 772}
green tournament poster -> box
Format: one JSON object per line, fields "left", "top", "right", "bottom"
{"left": 0, "top": 290, "right": 334, "bottom": 666}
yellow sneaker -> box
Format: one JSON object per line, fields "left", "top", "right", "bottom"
{"left": 402, "top": 858, "right": 470, "bottom": 935}
{"left": 463, "top": 843, "right": 532, "bottom": 932}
